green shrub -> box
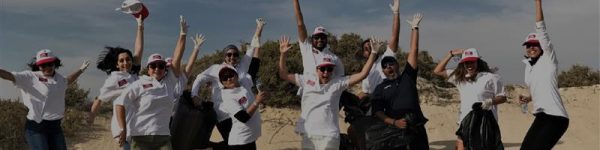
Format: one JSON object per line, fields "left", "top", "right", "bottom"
{"left": 558, "top": 64, "right": 600, "bottom": 87}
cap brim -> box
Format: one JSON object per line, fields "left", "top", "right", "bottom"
{"left": 459, "top": 57, "right": 479, "bottom": 63}
{"left": 312, "top": 32, "right": 327, "bottom": 36}
{"left": 35, "top": 57, "right": 57, "bottom": 66}
{"left": 522, "top": 40, "right": 540, "bottom": 46}
{"left": 147, "top": 60, "right": 166, "bottom": 65}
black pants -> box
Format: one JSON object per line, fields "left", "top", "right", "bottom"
{"left": 229, "top": 142, "right": 256, "bottom": 150}
{"left": 216, "top": 118, "right": 233, "bottom": 144}
{"left": 402, "top": 125, "right": 429, "bottom": 150}
{"left": 520, "top": 112, "right": 569, "bottom": 150}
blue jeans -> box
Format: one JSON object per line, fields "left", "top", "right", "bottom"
{"left": 25, "top": 119, "right": 67, "bottom": 150}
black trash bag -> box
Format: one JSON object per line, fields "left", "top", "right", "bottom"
{"left": 170, "top": 90, "right": 217, "bottom": 150}
{"left": 347, "top": 116, "right": 380, "bottom": 150}
{"left": 364, "top": 113, "right": 424, "bottom": 150}
{"left": 341, "top": 91, "right": 372, "bottom": 123}
{"left": 457, "top": 102, "right": 504, "bottom": 150}
{"left": 339, "top": 133, "right": 354, "bottom": 150}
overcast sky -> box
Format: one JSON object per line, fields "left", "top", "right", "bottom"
{"left": 1, "top": 0, "right": 598, "bottom": 100}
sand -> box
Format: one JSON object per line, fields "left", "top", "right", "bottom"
{"left": 70, "top": 85, "right": 599, "bottom": 150}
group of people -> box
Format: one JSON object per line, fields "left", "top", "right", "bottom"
{"left": 0, "top": 0, "right": 569, "bottom": 149}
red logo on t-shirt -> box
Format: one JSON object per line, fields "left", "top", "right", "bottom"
{"left": 38, "top": 77, "right": 48, "bottom": 83}
{"left": 142, "top": 83, "right": 153, "bottom": 89}
{"left": 117, "top": 79, "right": 128, "bottom": 87}
{"left": 238, "top": 97, "right": 247, "bottom": 105}
{"left": 307, "top": 80, "right": 315, "bottom": 86}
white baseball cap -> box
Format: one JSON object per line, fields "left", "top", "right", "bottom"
{"left": 316, "top": 57, "right": 335, "bottom": 68}
{"left": 459, "top": 48, "right": 480, "bottom": 63}
{"left": 312, "top": 26, "right": 327, "bottom": 36}
{"left": 522, "top": 33, "right": 540, "bottom": 46}
{"left": 35, "top": 49, "right": 58, "bottom": 65}
{"left": 116, "top": 0, "right": 149, "bottom": 20}
{"left": 146, "top": 53, "right": 165, "bottom": 65}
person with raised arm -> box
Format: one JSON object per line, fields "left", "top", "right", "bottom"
{"left": 87, "top": 15, "right": 145, "bottom": 150}
{"left": 367, "top": 13, "right": 429, "bottom": 150}
{"left": 0, "top": 49, "right": 89, "bottom": 150}
{"left": 114, "top": 15, "right": 188, "bottom": 150}
{"left": 433, "top": 48, "right": 506, "bottom": 150}
{"left": 279, "top": 35, "right": 381, "bottom": 150}
{"left": 518, "top": 0, "right": 569, "bottom": 149}
{"left": 190, "top": 18, "right": 265, "bottom": 147}
{"left": 291, "top": 0, "right": 345, "bottom": 79}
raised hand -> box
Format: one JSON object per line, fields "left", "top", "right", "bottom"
{"left": 369, "top": 36, "right": 384, "bottom": 54}
{"left": 135, "top": 15, "right": 143, "bottom": 26}
{"left": 255, "top": 91, "right": 267, "bottom": 104}
{"left": 191, "top": 33, "right": 206, "bottom": 49}
{"left": 450, "top": 48, "right": 465, "bottom": 56}
{"left": 256, "top": 17, "right": 266, "bottom": 28}
{"left": 179, "top": 15, "right": 189, "bottom": 35}
{"left": 279, "top": 36, "right": 292, "bottom": 54}
{"left": 80, "top": 60, "right": 90, "bottom": 71}
{"left": 406, "top": 13, "right": 423, "bottom": 29}
{"left": 389, "top": 0, "right": 400, "bottom": 14}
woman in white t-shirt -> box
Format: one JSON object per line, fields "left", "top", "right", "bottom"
{"left": 218, "top": 67, "right": 265, "bottom": 150}
{"left": 433, "top": 48, "right": 507, "bottom": 150}
{"left": 87, "top": 16, "right": 145, "bottom": 150}
{"left": 114, "top": 16, "right": 188, "bottom": 150}
{"left": 0, "top": 49, "right": 89, "bottom": 150}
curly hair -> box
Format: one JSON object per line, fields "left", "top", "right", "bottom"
{"left": 96, "top": 46, "right": 140, "bottom": 75}
{"left": 449, "top": 59, "right": 494, "bottom": 84}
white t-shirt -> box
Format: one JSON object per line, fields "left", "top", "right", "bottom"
{"left": 190, "top": 50, "right": 255, "bottom": 122}
{"left": 294, "top": 74, "right": 350, "bottom": 138}
{"left": 522, "top": 21, "right": 568, "bottom": 118}
{"left": 98, "top": 71, "right": 139, "bottom": 138}
{"left": 446, "top": 70, "right": 505, "bottom": 124}
{"left": 361, "top": 46, "right": 397, "bottom": 94}
{"left": 114, "top": 70, "right": 183, "bottom": 136}
{"left": 221, "top": 87, "right": 261, "bottom": 145}
{"left": 12, "top": 71, "right": 67, "bottom": 123}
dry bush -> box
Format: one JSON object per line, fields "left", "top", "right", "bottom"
{"left": 558, "top": 64, "right": 600, "bottom": 88}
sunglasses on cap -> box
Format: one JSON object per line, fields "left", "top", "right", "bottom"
{"left": 148, "top": 62, "right": 166, "bottom": 70}
{"left": 226, "top": 52, "right": 239, "bottom": 58}
{"left": 318, "top": 66, "right": 334, "bottom": 72}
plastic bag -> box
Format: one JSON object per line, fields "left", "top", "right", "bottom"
{"left": 170, "top": 90, "right": 217, "bottom": 150}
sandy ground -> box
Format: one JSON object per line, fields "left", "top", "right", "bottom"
{"left": 70, "top": 85, "right": 599, "bottom": 150}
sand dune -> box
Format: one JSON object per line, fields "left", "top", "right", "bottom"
{"left": 71, "top": 85, "right": 599, "bottom": 150}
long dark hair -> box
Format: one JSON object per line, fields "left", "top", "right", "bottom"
{"left": 28, "top": 57, "right": 62, "bottom": 71}
{"left": 449, "top": 59, "right": 493, "bottom": 84}
{"left": 96, "top": 46, "right": 139, "bottom": 75}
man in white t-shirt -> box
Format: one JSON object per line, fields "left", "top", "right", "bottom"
{"left": 190, "top": 18, "right": 265, "bottom": 147}
{"left": 518, "top": 0, "right": 569, "bottom": 149}
{"left": 278, "top": 36, "right": 381, "bottom": 150}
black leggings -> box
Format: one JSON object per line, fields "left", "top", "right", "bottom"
{"left": 216, "top": 118, "right": 233, "bottom": 144}
{"left": 229, "top": 142, "right": 256, "bottom": 150}
{"left": 520, "top": 112, "right": 569, "bottom": 150}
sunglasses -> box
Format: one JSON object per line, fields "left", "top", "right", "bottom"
{"left": 226, "top": 52, "right": 239, "bottom": 58}
{"left": 318, "top": 66, "right": 334, "bottom": 72}
{"left": 525, "top": 44, "right": 540, "bottom": 49}
{"left": 313, "top": 35, "right": 327, "bottom": 40}
{"left": 39, "top": 63, "right": 54, "bottom": 68}
{"left": 148, "top": 63, "right": 166, "bottom": 70}
{"left": 382, "top": 63, "right": 397, "bottom": 69}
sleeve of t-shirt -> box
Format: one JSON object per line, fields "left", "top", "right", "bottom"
{"left": 98, "top": 76, "right": 119, "bottom": 103}
{"left": 11, "top": 71, "right": 34, "bottom": 89}
{"left": 445, "top": 69, "right": 456, "bottom": 85}
{"left": 332, "top": 76, "right": 351, "bottom": 91}
{"left": 191, "top": 65, "right": 216, "bottom": 97}
{"left": 113, "top": 83, "right": 140, "bottom": 108}
{"left": 403, "top": 62, "right": 418, "bottom": 81}
{"left": 237, "top": 48, "right": 255, "bottom": 74}
{"left": 490, "top": 74, "right": 506, "bottom": 97}
{"left": 222, "top": 93, "right": 250, "bottom": 122}
{"left": 370, "top": 84, "right": 386, "bottom": 114}
{"left": 294, "top": 74, "right": 305, "bottom": 88}
{"left": 535, "top": 21, "right": 557, "bottom": 64}
{"left": 298, "top": 40, "right": 311, "bottom": 56}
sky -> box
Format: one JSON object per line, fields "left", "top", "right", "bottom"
{"left": 0, "top": 0, "right": 598, "bottom": 100}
